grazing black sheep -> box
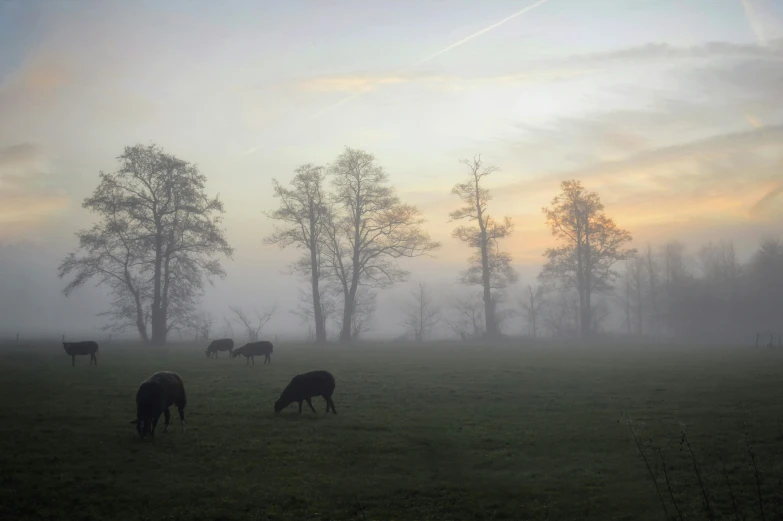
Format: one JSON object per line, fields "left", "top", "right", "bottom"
{"left": 206, "top": 338, "right": 234, "bottom": 359}
{"left": 231, "top": 340, "right": 273, "bottom": 365}
{"left": 274, "top": 370, "right": 337, "bottom": 414}
{"left": 129, "top": 371, "right": 187, "bottom": 440}
{"left": 62, "top": 341, "right": 99, "bottom": 367}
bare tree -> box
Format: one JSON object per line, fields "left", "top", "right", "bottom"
{"left": 58, "top": 144, "right": 233, "bottom": 345}
{"left": 539, "top": 180, "right": 634, "bottom": 339}
{"left": 323, "top": 147, "right": 440, "bottom": 343}
{"left": 619, "top": 253, "right": 645, "bottom": 336}
{"left": 220, "top": 315, "right": 235, "bottom": 338}
{"left": 450, "top": 155, "right": 517, "bottom": 339}
{"left": 230, "top": 305, "right": 277, "bottom": 342}
{"left": 291, "top": 284, "right": 340, "bottom": 342}
{"left": 446, "top": 291, "right": 485, "bottom": 340}
{"left": 350, "top": 287, "right": 377, "bottom": 341}
{"left": 644, "top": 244, "right": 660, "bottom": 335}
{"left": 264, "top": 165, "right": 330, "bottom": 344}
{"left": 403, "top": 281, "right": 440, "bottom": 342}
{"left": 541, "top": 286, "right": 580, "bottom": 338}
{"left": 520, "top": 284, "right": 545, "bottom": 338}
{"left": 188, "top": 311, "right": 214, "bottom": 342}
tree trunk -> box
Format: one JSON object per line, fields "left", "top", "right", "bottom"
{"left": 339, "top": 280, "right": 358, "bottom": 343}
{"left": 310, "top": 250, "right": 326, "bottom": 345}
{"left": 150, "top": 231, "right": 166, "bottom": 346}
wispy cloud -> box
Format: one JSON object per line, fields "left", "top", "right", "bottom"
{"left": 302, "top": 0, "right": 554, "bottom": 123}
{"left": 571, "top": 38, "right": 783, "bottom": 63}
{"left": 298, "top": 68, "right": 596, "bottom": 94}
{"left": 0, "top": 143, "right": 69, "bottom": 235}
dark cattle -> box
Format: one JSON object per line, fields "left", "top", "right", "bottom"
{"left": 62, "top": 341, "right": 99, "bottom": 367}
{"left": 206, "top": 338, "right": 234, "bottom": 359}
{"left": 274, "top": 370, "right": 337, "bottom": 415}
{"left": 129, "top": 371, "right": 187, "bottom": 440}
{"left": 231, "top": 341, "right": 273, "bottom": 365}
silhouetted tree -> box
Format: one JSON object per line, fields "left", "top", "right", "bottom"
{"left": 323, "top": 147, "right": 440, "bottom": 343}
{"left": 264, "top": 164, "right": 330, "bottom": 344}
{"left": 539, "top": 180, "right": 634, "bottom": 339}
{"left": 450, "top": 155, "right": 517, "bottom": 339}
{"left": 643, "top": 244, "right": 660, "bottom": 335}
{"left": 58, "top": 144, "right": 233, "bottom": 345}
{"left": 446, "top": 291, "right": 485, "bottom": 340}
{"left": 230, "top": 305, "right": 277, "bottom": 342}
{"left": 520, "top": 284, "right": 545, "bottom": 338}
{"left": 403, "top": 281, "right": 440, "bottom": 341}
{"left": 350, "top": 286, "right": 377, "bottom": 340}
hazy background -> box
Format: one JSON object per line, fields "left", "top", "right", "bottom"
{"left": 1, "top": 0, "right": 781, "bottom": 339}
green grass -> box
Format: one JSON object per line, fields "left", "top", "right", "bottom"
{"left": 1, "top": 341, "right": 782, "bottom": 520}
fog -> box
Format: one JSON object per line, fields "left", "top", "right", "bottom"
{"left": 1, "top": 0, "right": 782, "bottom": 344}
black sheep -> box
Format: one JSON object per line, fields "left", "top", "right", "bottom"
{"left": 232, "top": 340, "right": 273, "bottom": 365}
{"left": 206, "top": 338, "right": 234, "bottom": 359}
{"left": 274, "top": 370, "right": 337, "bottom": 414}
{"left": 62, "top": 341, "right": 99, "bottom": 367}
{"left": 130, "top": 371, "right": 187, "bottom": 440}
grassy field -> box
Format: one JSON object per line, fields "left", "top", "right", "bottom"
{"left": 0, "top": 340, "right": 782, "bottom": 521}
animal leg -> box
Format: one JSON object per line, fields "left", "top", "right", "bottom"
{"left": 251, "top": 356, "right": 255, "bottom": 365}
{"left": 298, "top": 401, "right": 303, "bottom": 414}
{"left": 306, "top": 398, "right": 316, "bottom": 413}
{"left": 327, "top": 396, "right": 337, "bottom": 415}
{"left": 178, "top": 405, "right": 186, "bottom": 433}
{"left": 163, "top": 408, "right": 171, "bottom": 432}
{"left": 265, "top": 354, "right": 270, "bottom": 364}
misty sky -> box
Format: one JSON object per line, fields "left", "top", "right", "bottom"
{"left": 0, "top": 0, "right": 782, "bottom": 338}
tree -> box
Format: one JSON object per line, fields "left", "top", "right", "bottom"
{"left": 264, "top": 165, "right": 330, "bottom": 344}
{"left": 643, "top": 244, "right": 660, "bottom": 335}
{"left": 350, "top": 286, "right": 377, "bottom": 341}
{"left": 188, "top": 311, "right": 214, "bottom": 342}
{"left": 403, "top": 281, "right": 440, "bottom": 342}
{"left": 291, "top": 284, "right": 340, "bottom": 342}
{"left": 450, "top": 155, "right": 517, "bottom": 339}
{"left": 323, "top": 147, "right": 440, "bottom": 343}
{"left": 230, "top": 305, "right": 277, "bottom": 342}
{"left": 539, "top": 180, "right": 634, "bottom": 339}
{"left": 520, "top": 284, "right": 545, "bottom": 338}
{"left": 59, "top": 144, "right": 233, "bottom": 345}
{"left": 446, "top": 291, "right": 485, "bottom": 340}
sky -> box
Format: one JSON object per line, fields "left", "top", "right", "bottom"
{"left": 0, "top": 0, "right": 782, "bottom": 339}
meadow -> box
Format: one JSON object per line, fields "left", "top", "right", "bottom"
{"left": 0, "top": 340, "right": 781, "bottom": 521}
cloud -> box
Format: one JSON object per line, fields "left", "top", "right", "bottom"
{"left": 298, "top": 69, "right": 597, "bottom": 94}
{"left": 571, "top": 38, "right": 783, "bottom": 64}
{"left": 0, "top": 143, "right": 69, "bottom": 235}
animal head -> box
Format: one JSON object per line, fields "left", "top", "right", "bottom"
{"left": 231, "top": 350, "right": 240, "bottom": 358}
{"left": 129, "top": 418, "right": 152, "bottom": 440}
{"left": 62, "top": 343, "right": 70, "bottom": 353}
{"left": 205, "top": 349, "right": 211, "bottom": 358}
{"left": 274, "top": 387, "right": 292, "bottom": 413}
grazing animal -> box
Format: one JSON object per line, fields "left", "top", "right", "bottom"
{"left": 231, "top": 340, "right": 273, "bottom": 365}
{"left": 206, "top": 338, "right": 234, "bottom": 359}
{"left": 274, "top": 370, "right": 337, "bottom": 415}
{"left": 129, "top": 371, "right": 187, "bottom": 440}
{"left": 62, "top": 341, "right": 99, "bottom": 367}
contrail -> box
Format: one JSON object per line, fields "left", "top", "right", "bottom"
{"left": 415, "top": 0, "right": 552, "bottom": 66}
{"left": 740, "top": 0, "right": 767, "bottom": 46}
{"left": 304, "top": 0, "right": 553, "bottom": 123}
